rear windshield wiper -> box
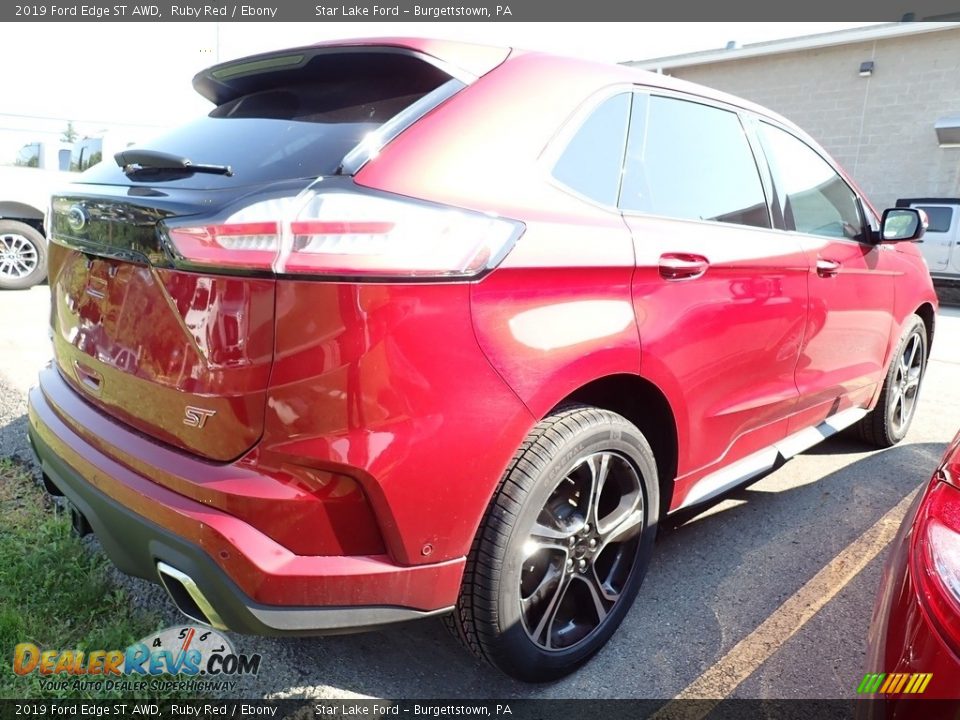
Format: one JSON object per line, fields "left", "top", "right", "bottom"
{"left": 115, "top": 149, "right": 233, "bottom": 177}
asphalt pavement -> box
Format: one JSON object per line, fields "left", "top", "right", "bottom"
{"left": 1, "top": 285, "right": 959, "bottom": 700}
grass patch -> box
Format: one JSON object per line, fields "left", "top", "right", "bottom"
{"left": 0, "top": 458, "right": 188, "bottom": 699}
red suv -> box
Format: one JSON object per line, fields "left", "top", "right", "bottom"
{"left": 28, "top": 38, "right": 938, "bottom": 681}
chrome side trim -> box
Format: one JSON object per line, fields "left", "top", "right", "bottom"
{"left": 157, "top": 561, "right": 229, "bottom": 631}
{"left": 680, "top": 447, "right": 779, "bottom": 508}
{"left": 775, "top": 406, "right": 868, "bottom": 459}
{"left": 676, "top": 406, "right": 869, "bottom": 510}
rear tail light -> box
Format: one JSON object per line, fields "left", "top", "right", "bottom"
{"left": 927, "top": 521, "right": 960, "bottom": 605}
{"left": 168, "top": 222, "right": 279, "bottom": 269}
{"left": 163, "top": 189, "right": 522, "bottom": 279}
{"left": 913, "top": 440, "right": 960, "bottom": 658}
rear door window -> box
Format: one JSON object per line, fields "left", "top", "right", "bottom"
{"left": 619, "top": 94, "right": 770, "bottom": 228}
{"left": 80, "top": 52, "right": 459, "bottom": 189}
{"left": 758, "top": 122, "right": 865, "bottom": 242}
{"left": 551, "top": 93, "right": 632, "bottom": 207}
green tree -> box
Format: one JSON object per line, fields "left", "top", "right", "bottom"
{"left": 60, "top": 121, "right": 78, "bottom": 143}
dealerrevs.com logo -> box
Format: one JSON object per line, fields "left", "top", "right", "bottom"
{"left": 13, "top": 626, "right": 261, "bottom": 693}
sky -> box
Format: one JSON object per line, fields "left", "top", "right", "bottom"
{"left": 0, "top": 22, "right": 881, "bottom": 161}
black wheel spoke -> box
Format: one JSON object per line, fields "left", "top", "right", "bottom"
{"left": 523, "top": 564, "right": 571, "bottom": 648}
{"left": 577, "top": 573, "right": 612, "bottom": 623}
{"left": 585, "top": 453, "right": 610, "bottom": 528}
{"left": 599, "top": 507, "right": 644, "bottom": 548}
{"left": 529, "top": 520, "right": 574, "bottom": 544}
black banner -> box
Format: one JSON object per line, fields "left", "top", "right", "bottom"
{"left": 0, "top": 700, "right": 956, "bottom": 720}
{"left": 4, "top": 0, "right": 960, "bottom": 22}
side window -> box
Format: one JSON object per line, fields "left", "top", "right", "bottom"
{"left": 759, "top": 123, "right": 865, "bottom": 241}
{"left": 15, "top": 143, "right": 41, "bottom": 168}
{"left": 916, "top": 206, "right": 953, "bottom": 233}
{"left": 619, "top": 94, "right": 770, "bottom": 228}
{"left": 71, "top": 139, "right": 104, "bottom": 172}
{"left": 552, "top": 93, "right": 631, "bottom": 207}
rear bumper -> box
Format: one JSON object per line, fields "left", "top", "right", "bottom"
{"left": 27, "top": 369, "right": 460, "bottom": 635}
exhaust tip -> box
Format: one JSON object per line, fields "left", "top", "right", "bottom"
{"left": 69, "top": 504, "right": 92, "bottom": 537}
{"left": 41, "top": 472, "right": 64, "bottom": 498}
{"left": 156, "top": 562, "right": 229, "bottom": 631}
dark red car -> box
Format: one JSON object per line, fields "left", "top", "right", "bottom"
{"left": 27, "top": 38, "right": 938, "bottom": 681}
{"left": 864, "top": 431, "right": 960, "bottom": 703}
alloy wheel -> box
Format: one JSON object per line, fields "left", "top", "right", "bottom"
{"left": 890, "top": 331, "right": 924, "bottom": 436}
{"left": 519, "top": 451, "right": 644, "bottom": 651}
{"left": 0, "top": 231, "right": 39, "bottom": 281}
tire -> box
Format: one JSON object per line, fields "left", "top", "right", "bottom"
{"left": 445, "top": 406, "right": 659, "bottom": 681}
{"left": 854, "top": 314, "right": 928, "bottom": 448}
{"left": 0, "top": 220, "right": 47, "bottom": 290}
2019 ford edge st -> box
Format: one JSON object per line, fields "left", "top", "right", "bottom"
{"left": 27, "top": 37, "right": 938, "bottom": 681}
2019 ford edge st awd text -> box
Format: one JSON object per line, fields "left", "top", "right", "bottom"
{"left": 27, "top": 37, "right": 938, "bottom": 681}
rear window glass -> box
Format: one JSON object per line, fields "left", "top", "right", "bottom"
{"left": 552, "top": 93, "right": 631, "bottom": 206}
{"left": 80, "top": 52, "right": 453, "bottom": 189}
{"left": 917, "top": 206, "right": 953, "bottom": 233}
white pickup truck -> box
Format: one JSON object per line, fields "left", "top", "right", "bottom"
{"left": 897, "top": 197, "right": 960, "bottom": 286}
{"left": 0, "top": 136, "right": 135, "bottom": 290}
{"left": 0, "top": 142, "right": 75, "bottom": 289}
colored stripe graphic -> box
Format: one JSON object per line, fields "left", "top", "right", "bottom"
{"left": 857, "top": 673, "right": 885, "bottom": 694}
{"left": 858, "top": 672, "right": 932, "bottom": 694}
{"left": 912, "top": 673, "right": 933, "bottom": 694}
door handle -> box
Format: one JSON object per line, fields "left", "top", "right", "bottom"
{"left": 659, "top": 253, "right": 710, "bottom": 281}
{"left": 816, "top": 258, "right": 841, "bottom": 278}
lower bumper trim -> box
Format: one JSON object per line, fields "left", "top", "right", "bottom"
{"left": 30, "top": 419, "right": 453, "bottom": 636}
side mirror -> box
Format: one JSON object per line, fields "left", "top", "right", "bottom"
{"left": 881, "top": 208, "right": 927, "bottom": 242}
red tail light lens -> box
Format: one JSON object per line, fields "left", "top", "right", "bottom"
{"left": 167, "top": 222, "right": 279, "bottom": 269}
{"left": 164, "top": 190, "right": 522, "bottom": 279}
{"left": 913, "top": 441, "right": 960, "bottom": 657}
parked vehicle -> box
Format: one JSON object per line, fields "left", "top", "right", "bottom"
{"left": 897, "top": 198, "right": 960, "bottom": 285}
{"left": 27, "top": 38, "right": 938, "bottom": 681}
{"left": 0, "top": 135, "right": 137, "bottom": 290}
{"left": 864, "top": 430, "right": 960, "bottom": 702}
{"left": 0, "top": 141, "right": 72, "bottom": 290}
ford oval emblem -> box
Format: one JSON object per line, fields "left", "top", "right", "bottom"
{"left": 66, "top": 205, "right": 87, "bottom": 232}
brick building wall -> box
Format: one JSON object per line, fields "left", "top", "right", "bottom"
{"left": 650, "top": 27, "right": 960, "bottom": 211}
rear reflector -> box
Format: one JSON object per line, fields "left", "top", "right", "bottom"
{"left": 164, "top": 189, "right": 522, "bottom": 279}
